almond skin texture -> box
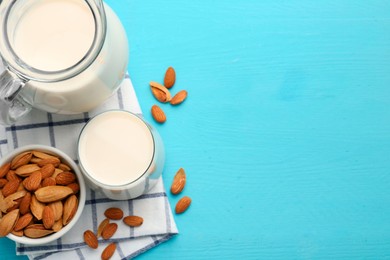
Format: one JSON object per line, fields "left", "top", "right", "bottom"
{"left": 19, "top": 192, "right": 32, "bottom": 215}
{"left": 0, "top": 162, "right": 11, "bottom": 178}
{"left": 23, "top": 171, "right": 42, "bottom": 191}
{"left": 84, "top": 230, "right": 98, "bottom": 249}
{"left": 67, "top": 183, "right": 80, "bottom": 194}
{"left": 0, "top": 178, "right": 8, "bottom": 188}
{"left": 104, "top": 208, "right": 124, "bottom": 220}
{"left": 63, "top": 195, "right": 78, "bottom": 225}
{"left": 170, "top": 90, "right": 188, "bottom": 105}
{"left": 40, "top": 164, "right": 55, "bottom": 179}
{"left": 150, "top": 81, "right": 172, "bottom": 102}
{"left": 101, "top": 223, "right": 118, "bottom": 239}
{"left": 6, "top": 170, "right": 22, "bottom": 182}
{"left": 2, "top": 179, "right": 20, "bottom": 197}
{"left": 11, "top": 152, "right": 32, "bottom": 170}
{"left": 42, "top": 177, "right": 56, "bottom": 187}
{"left": 170, "top": 168, "right": 186, "bottom": 195}
{"left": 123, "top": 216, "right": 143, "bottom": 227}
{"left": 42, "top": 206, "right": 55, "bottom": 229}
{"left": 14, "top": 213, "right": 33, "bottom": 231}
{"left": 151, "top": 105, "right": 166, "bottom": 123}
{"left": 175, "top": 196, "right": 192, "bottom": 214}
{"left": 55, "top": 172, "right": 76, "bottom": 185}
{"left": 101, "top": 243, "right": 116, "bottom": 260}
{"left": 0, "top": 209, "right": 19, "bottom": 237}
{"left": 97, "top": 218, "right": 110, "bottom": 238}
{"left": 35, "top": 186, "right": 73, "bottom": 203}
{"left": 164, "top": 66, "right": 176, "bottom": 88}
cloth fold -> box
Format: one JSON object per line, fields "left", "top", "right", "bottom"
{"left": 0, "top": 78, "right": 178, "bottom": 259}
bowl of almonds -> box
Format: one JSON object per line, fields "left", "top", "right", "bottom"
{"left": 0, "top": 145, "right": 86, "bottom": 245}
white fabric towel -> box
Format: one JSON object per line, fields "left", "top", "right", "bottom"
{"left": 0, "top": 77, "right": 178, "bottom": 259}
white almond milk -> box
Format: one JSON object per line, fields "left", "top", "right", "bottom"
{"left": 9, "top": 0, "right": 128, "bottom": 114}
{"left": 12, "top": 0, "right": 95, "bottom": 71}
{"left": 78, "top": 111, "right": 155, "bottom": 186}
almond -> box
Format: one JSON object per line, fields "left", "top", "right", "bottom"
{"left": 175, "top": 196, "right": 192, "bottom": 214}
{"left": 52, "top": 219, "right": 63, "bottom": 232}
{"left": 170, "top": 90, "right": 188, "bottom": 105}
{"left": 164, "top": 66, "right": 176, "bottom": 88}
{"left": 97, "top": 218, "right": 110, "bottom": 238}
{"left": 49, "top": 201, "right": 63, "bottom": 221}
{"left": 23, "top": 170, "right": 42, "bottom": 191}
{"left": 37, "top": 157, "right": 60, "bottom": 167}
{"left": 0, "top": 178, "right": 8, "bottom": 188}
{"left": 170, "top": 168, "right": 186, "bottom": 195}
{"left": 67, "top": 183, "right": 80, "bottom": 194}
{"left": 55, "top": 172, "right": 76, "bottom": 185}
{"left": 6, "top": 170, "right": 21, "bottom": 182}
{"left": 6, "top": 197, "right": 22, "bottom": 213}
{"left": 35, "top": 186, "right": 73, "bottom": 203}
{"left": 15, "top": 164, "right": 40, "bottom": 177}
{"left": 0, "top": 209, "right": 19, "bottom": 237}
{"left": 32, "top": 151, "right": 56, "bottom": 159}
{"left": 52, "top": 168, "right": 63, "bottom": 179}
{"left": 63, "top": 194, "right": 78, "bottom": 225}
{"left": 0, "top": 163, "right": 11, "bottom": 178}
{"left": 150, "top": 81, "right": 172, "bottom": 102}
{"left": 101, "top": 243, "right": 116, "bottom": 260}
{"left": 19, "top": 192, "right": 32, "bottom": 215}
{"left": 24, "top": 224, "right": 54, "bottom": 238}
{"left": 42, "top": 177, "right": 56, "bottom": 187}
{"left": 31, "top": 194, "right": 45, "bottom": 220}
{"left": 42, "top": 206, "right": 55, "bottom": 229}
{"left": 30, "top": 157, "right": 42, "bottom": 164}
{"left": 83, "top": 230, "right": 98, "bottom": 249}
{"left": 58, "top": 163, "right": 71, "bottom": 172}
{"left": 101, "top": 223, "right": 118, "bottom": 239}
{"left": 104, "top": 208, "right": 123, "bottom": 220}
{"left": 2, "top": 179, "right": 20, "bottom": 197}
{"left": 11, "top": 230, "right": 23, "bottom": 237}
{"left": 14, "top": 213, "right": 33, "bottom": 231}
{"left": 123, "top": 216, "right": 143, "bottom": 227}
{"left": 151, "top": 105, "right": 166, "bottom": 123}
{"left": 41, "top": 164, "right": 55, "bottom": 179}
{"left": 11, "top": 152, "right": 32, "bottom": 170}
{"left": 0, "top": 190, "right": 26, "bottom": 213}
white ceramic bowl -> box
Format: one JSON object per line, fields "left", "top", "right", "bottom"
{"left": 0, "top": 145, "right": 86, "bottom": 245}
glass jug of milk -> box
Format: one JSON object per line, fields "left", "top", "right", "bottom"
{"left": 0, "top": 0, "right": 128, "bottom": 125}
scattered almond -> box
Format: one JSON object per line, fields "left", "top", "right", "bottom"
{"left": 150, "top": 81, "right": 172, "bottom": 102}
{"left": 123, "top": 216, "right": 143, "bottom": 227}
{"left": 101, "top": 223, "right": 118, "bottom": 239}
{"left": 170, "top": 90, "right": 188, "bottom": 105}
{"left": 175, "top": 196, "right": 192, "bottom": 214}
{"left": 164, "top": 66, "right": 176, "bottom": 88}
{"left": 170, "top": 168, "right": 186, "bottom": 195}
{"left": 84, "top": 230, "right": 98, "bottom": 249}
{"left": 97, "top": 218, "right": 110, "bottom": 238}
{"left": 101, "top": 243, "right": 116, "bottom": 260}
{"left": 104, "top": 208, "right": 124, "bottom": 220}
{"left": 151, "top": 105, "right": 166, "bottom": 123}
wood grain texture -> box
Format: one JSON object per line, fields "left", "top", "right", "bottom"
{"left": 1, "top": 0, "right": 390, "bottom": 259}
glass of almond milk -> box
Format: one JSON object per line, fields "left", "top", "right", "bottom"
{"left": 0, "top": 0, "right": 128, "bottom": 125}
{"left": 77, "top": 110, "right": 165, "bottom": 200}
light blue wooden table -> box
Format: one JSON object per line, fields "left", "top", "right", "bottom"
{"left": 1, "top": 0, "right": 390, "bottom": 259}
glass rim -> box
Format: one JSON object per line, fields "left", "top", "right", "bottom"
{"left": 77, "top": 110, "right": 156, "bottom": 190}
{"left": 0, "top": 0, "right": 107, "bottom": 82}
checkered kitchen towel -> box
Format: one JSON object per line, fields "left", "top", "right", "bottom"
{"left": 0, "top": 77, "right": 178, "bottom": 259}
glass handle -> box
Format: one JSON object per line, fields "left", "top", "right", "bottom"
{"left": 0, "top": 69, "right": 31, "bottom": 125}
